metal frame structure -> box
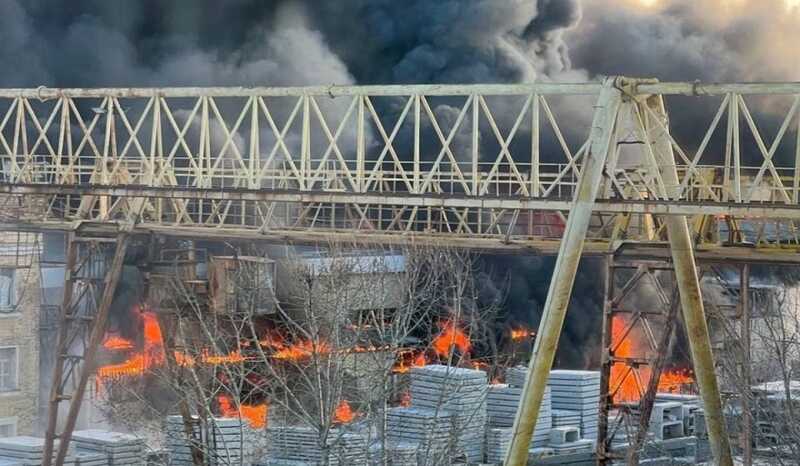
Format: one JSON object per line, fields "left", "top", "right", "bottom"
{"left": 0, "top": 77, "right": 798, "bottom": 465}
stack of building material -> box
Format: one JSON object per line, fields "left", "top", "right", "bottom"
{"left": 546, "top": 426, "right": 594, "bottom": 455}
{"left": 485, "top": 383, "right": 551, "bottom": 448}
{"left": 0, "top": 436, "right": 77, "bottom": 466}
{"left": 547, "top": 370, "right": 600, "bottom": 440}
{"left": 505, "top": 366, "right": 528, "bottom": 388}
{"left": 71, "top": 430, "right": 145, "bottom": 466}
{"left": 386, "top": 406, "right": 453, "bottom": 465}
{"left": 649, "top": 402, "right": 684, "bottom": 441}
{"left": 265, "top": 425, "right": 367, "bottom": 466}
{"left": 165, "top": 415, "right": 202, "bottom": 466}
{"left": 206, "top": 418, "right": 243, "bottom": 465}
{"left": 551, "top": 409, "right": 581, "bottom": 429}
{"left": 73, "top": 450, "right": 108, "bottom": 466}
{"left": 409, "top": 365, "right": 487, "bottom": 462}
{"left": 485, "top": 427, "right": 512, "bottom": 464}
{"left": 381, "top": 441, "right": 419, "bottom": 466}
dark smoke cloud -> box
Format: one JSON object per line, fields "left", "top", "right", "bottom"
{"left": 0, "top": 0, "right": 582, "bottom": 88}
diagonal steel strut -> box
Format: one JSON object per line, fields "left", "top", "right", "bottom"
{"left": 504, "top": 77, "right": 624, "bottom": 466}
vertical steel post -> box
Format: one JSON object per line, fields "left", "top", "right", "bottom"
{"left": 644, "top": 91, "right": 734, "bottom": 466}
{"left": 504, "top": 78, "right": 623, "bottom": 466}
{"left": 596, "top": 255, "right": 615, "bottom": 465}
{"left": 741, "top": 264, "right": 752, "bottom": 465}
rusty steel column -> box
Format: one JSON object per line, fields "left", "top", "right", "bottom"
{"left": 642, "top": 90, "right": 734, "bottom": 466}
{"left": 504, "top": 78, "right": 623, "bottom": 466}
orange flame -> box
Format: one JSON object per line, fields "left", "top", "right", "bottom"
{"left": 272, "top": 339, "right": 331, "bottom": 361}
{"left": 432, "top": 320, "right": 471, "bottom": 357}
{"left": 393, "top": 350, "right": 428, "bottom": 373}
{"left": 217, "top": 394, "right": 268, "bottom": 429}
{"left": 102, "top": 335, "right": 134, "bottom": 351}
{"left": 610, "top": 316, "right": 696, "bottom": 402}
{"left": 510, "top": 327, "right": 535, "bottom": 342}
{"left": 333, "top": 400, "right": 357, "bottom": 424}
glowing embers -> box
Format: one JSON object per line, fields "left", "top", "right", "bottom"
{"left": 510, "top": 326, "right": 535, "bottom": 342}
{"left": 609, "top": 315, "right": 695, "bottom": 402}
{"left": 431, "top": 319, "right": 471, "bottom": 357}
{"left": 217, "top": 394, "right": 268, "bottom": 429}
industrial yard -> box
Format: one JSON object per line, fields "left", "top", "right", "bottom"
{"left": 0, "top": 1, "right": 799, "bottom": 465}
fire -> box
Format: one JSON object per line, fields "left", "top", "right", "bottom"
{"left": 272, "top": 339, "right": 331, "bottom": 361}
{"left": 102, "top": 335, "right": 134, "bottom": 351}
{"left": 609, "top": 316, "right": 696, "bottom": 402}
{"left": 202, "top": 350, "right": 248, "bottom": 365}
{"left": 432, "top": 320, "right": 471, "bottom": 357}
{"left": 510, "top": 327, "right": 535, "bottom": 342}
{"left": 97, "top": 308, "right": 249, "bottom": 382}
{"left": 393, "top": 350, "right": 428, "bottom": 373}
{"left": 657, "top": 368, "right": 695, "bottom": 393}
{"left": 217, "top": 394, "right": 268, "bottom": 429}
{"left": 333, "top": 400, "right": 357, "bottom": 424}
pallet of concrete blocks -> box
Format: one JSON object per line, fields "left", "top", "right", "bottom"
{"left": 649, "top": 402, "right": 684, "bottom": 441}
{"left": 379, "top": 441, "right": 419, "bottom": 466}
{"left": 0, "top": 436, "right": 78, "bottom": 466}
{"left": 73, "top": 450, "right": 109, "bottom": 466}
{"left": 165, "top": 415, "right": 203, "bottom": 466}
{"left": 409, "top": 365, "right": 488, "bottom": 463}
{"left": 505, "top": 366, "right": 528, "bottom": 389}
{"left": 386, "top": 406, "right": 453, "bottom": 465}
{"left": 546, "top": 426, "right": 594, "bottom": 455}
{"left": 265, "top": 425, "right": 368, "bottom": 466}
{"left": 547, "top": 370, "right": 600, "bottom": 440}
{"left": 205, "top": 418, "right": 244, "bottom": 466}
{"left": 551, "top": 409, "right": 581, "bottom": 429}
{"left": 71, "top": 430, "right": 146, "bottom": 466}
{"left": 485, "top": 384, "right": 552, "bottom": 448}
{"left": 485, "top": 427, "right": 513, "bottom": 464}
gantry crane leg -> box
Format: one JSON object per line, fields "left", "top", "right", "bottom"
{"left": 42, "top": 233, "right": 129, "bottom": 466}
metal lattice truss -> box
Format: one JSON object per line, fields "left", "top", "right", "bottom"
{"left": 1, "top": 81, "right": 800, "bottom": 250}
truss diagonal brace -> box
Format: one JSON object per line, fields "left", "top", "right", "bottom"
{"left": 504, "top": 78, "right": 623, "bottom": 466}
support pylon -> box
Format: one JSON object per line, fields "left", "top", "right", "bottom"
{"left": 504, "top": 77, "right": 623, "bottom": 466}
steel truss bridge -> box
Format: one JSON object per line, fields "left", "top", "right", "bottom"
{"left": 1, "top": 77, "right": 799, "bottom": 466}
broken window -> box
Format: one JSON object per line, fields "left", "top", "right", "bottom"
{"left": 0, "top": 348, "right": 17, "bottom": 392}
{"left": 0, "top": 269, "right": 15, "bottom": 312}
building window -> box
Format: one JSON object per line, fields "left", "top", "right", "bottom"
{"left": 0, "top": 269, "right": 15, "bottom": 312}
{"left": 0, "top": 418, "right": 16, "bottom": 438}
{"left": 0, "top": 348, "right": 17, "bottom": 392}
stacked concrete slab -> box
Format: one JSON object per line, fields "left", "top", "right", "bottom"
{"left": 485, "top": 383, "right": 551, "bottom": 448}
{"left": 386, "top": 406, "right": 453, "bottom": 465}
{"left": 409, "top": 365, "right": 488, "bottom": 462}
{"left": 265, "top": 425, "right": 368, "bottom": 466}
{"left": 547, "top": 370, "right": 600, "bottom": 440}
{"left": 505, "top": 366, "right": 529, "bottom": 389}
{"left": 71, "top": 430, "right": 145, "bottom": 466}
{"left": 552, "top": 410, "right": 581, "bottom": 429}
{"left": 649, "top": 402, "right": 684, "bottom": 441}
{"left": 73, "top": 450, "right": 108, "bottom": 466}
{"left": 0, "top": 436, "right": 76, "bottom": 466}
{"left": 206, "top": 418, "right": 243, "bottom": 465}
{"left": 166, "top": 415, "right": 202, "bottom": 466}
